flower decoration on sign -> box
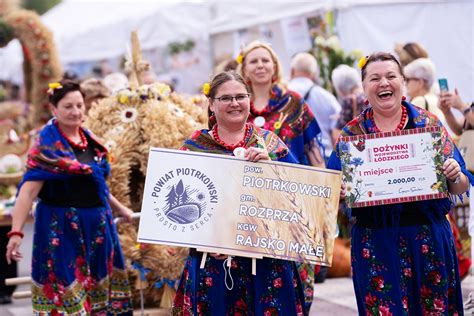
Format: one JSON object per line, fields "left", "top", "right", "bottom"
{"left": 339, "top": 140, "right": 366, "bottom": 208}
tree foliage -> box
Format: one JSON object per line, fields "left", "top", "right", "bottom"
{"left": 22, "top": 0, "right": 62, "bottom": 15}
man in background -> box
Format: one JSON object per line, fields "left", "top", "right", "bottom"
{"left": 288, "top": 53, "right": 341, "bottom": 162}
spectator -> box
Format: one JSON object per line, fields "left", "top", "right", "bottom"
{"left": 394, "top": 42, "right": 429, "bottom": 66}
{"left": 332, "top": 64, "right": 367, "bottom": 138}
{"left": 288, "top": 52, "right": 341, "bottom": 160}
{"left": 80, "top": 78, "right": 110, "bottom": 113}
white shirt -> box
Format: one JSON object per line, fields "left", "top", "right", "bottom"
{"left": 288, "top": 77, "right": 341, "bottom": 158}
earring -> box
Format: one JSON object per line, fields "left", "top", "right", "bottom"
{"left": 364, "top": 99, "right": 369, "bottom": 106}
{"left": 402, "top": 96, "right": 406, "bottom": 101}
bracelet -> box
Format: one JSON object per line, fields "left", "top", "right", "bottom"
{"left": 7, "top": 230, "right": 24, "bottom": 239}
{"left": 463, "top": 102, "right": 474, "bottom": 115}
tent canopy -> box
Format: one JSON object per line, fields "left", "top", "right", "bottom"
{"left": 41, "top": 0, "right": 210, "bottom": 63}
{"left": 0, "top": 0, "right": 472, "bottom": 100}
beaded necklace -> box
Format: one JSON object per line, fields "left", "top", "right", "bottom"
{"left": 369, "top": 105, "right": 408, "bottom": 132}
{"left": 250, "top": 101, "right": 269, "bottom": 116}
{"left": 54, "top": 120, "right": 88, "bottom": 150}
{"left": 211, "top": 123, "right": 251, "bottom": 151}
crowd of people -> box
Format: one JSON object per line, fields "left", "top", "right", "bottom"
{"left": 1, "top": 37, "right": 473, "bottom": 315}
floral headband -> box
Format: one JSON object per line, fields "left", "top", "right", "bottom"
{"left": 47, "top": 82, "right": 62, "bottom": 95}
{"left": 202, "top": 82, "right": 210, "bottom": 97}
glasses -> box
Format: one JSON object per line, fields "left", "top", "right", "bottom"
{"left": 213, "top": 94, "right": 250, "bottom": 104}
{"left": 405, "top": 77, "right": 421, "bottom": 83}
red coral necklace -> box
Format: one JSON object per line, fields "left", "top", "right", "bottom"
{"left": 55, "top": 120, "right": 88, "bottom": 150}
{"left": 369, "top": 105, "right": 408, "bottom": 133}
{"left": 211, "top": 123, "right": 251, "bottom": 151}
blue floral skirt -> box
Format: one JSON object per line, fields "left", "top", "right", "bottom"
{"left": 31, "top": 203, "right": 133, "bottom": 315}
{"left": 351, "top": 217, "right": 463, "bottom": 315}
{"left": 171, "top": 254, "right": 306, "bottom": 315}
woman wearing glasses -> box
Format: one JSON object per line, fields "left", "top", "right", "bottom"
{"left": 171, "top": 71, "right": 307, "bottom": 315}
{"left": 239, "top": 41, "right": 324, "bottom": 312}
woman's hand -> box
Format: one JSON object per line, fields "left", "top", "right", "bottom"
{"left": 443, "top": 158, "right": 462, "bottom": 183}
{"left": 245, "top": 147, "right": 270, "bottom": 162}
{"left": 118, "top": 206, "right": 134, "bottom": 223}
{"left": 209, "top": 253, "right": 228, "bottom": 260}
{"left": 439, "top": 89, "right": 467, "bottom": 113}
{"left": 109, "top": 194, "right": 134, "bottom": 223}
{"left": 6, "top": 236, "right": 23, "bottom": 264}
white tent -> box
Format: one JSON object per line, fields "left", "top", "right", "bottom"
{"left": 209, "top": 0, "right": 473, "bottom": 101}
{"left": 0, "top": 0, "right": 472, "bottom": 99}
{"left": 41, "top": 0, "right": 210, "bottom": 63}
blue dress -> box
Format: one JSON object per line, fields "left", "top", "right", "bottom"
{"left": 248, "top": 84, "right": 323, "bottom": 312}
{"left": 328, "top": 102, "right": 474, "bottom": 315}
{"left": 171, "top": 125, "right": 307, "bottom": 316}
{"left": 21, "top": 119, "right": 133, "bottom": 315}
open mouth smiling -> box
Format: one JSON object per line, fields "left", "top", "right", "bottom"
{"left": 377, "top": 91, "right": 393, "bottom": 99}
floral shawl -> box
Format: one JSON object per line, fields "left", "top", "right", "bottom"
{"left": 180, "top": 124, "right": 297, "bottom": 163}
{"left": 328, "top": 101, "right": 474, "bottom": 219}
{"left": 20, "top": 119, "right": 111, "bottom": 204}
{"left": 247, "top": 84, "right": 321, "bottom": 165}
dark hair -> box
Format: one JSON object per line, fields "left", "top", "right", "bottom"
{"left": 361, "top": 52, "right": 404, "bottom": 81}
{"left": 207, "top": 71, "right": 249, "bottom": 129}
{"left": 48, "top": 80, "right": 85, "bottom": 107}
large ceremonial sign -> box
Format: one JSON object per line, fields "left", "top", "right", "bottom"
{"left": 339, "top": 127, "right": 449, "bottom": 208}
{"left": 137, "top": 148, "right": 342, "bottom": 266}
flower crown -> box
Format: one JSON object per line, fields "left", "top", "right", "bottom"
{"left": 202, "top": 82, "right": 210, "bottom": 97}
{"left": 116, "top": 83, "right": 171, "bottom": 105}
{"left": 47, "top": 82, "right": 62, "bottom": 95}
{"left": 358, "top": 56, "right": 369, "bottom": 69}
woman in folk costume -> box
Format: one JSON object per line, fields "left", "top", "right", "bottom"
{"left": 6, "top": 80, "right": 133, "bottom": 315}
{"left": 172, "top": 71, "right": 307, "bottom": 315}
{"left": 238, "top": 40, "right": 325, "bottom": 312}
{"left": 328, "top": 52, "right": 474, "bottom": 315}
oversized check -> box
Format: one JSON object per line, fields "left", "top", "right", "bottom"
{"left": 137, "top": 148, "right": 341, "bottom": 266}
{"left": 339, "top": 127, "right": 449, "bottom": 208}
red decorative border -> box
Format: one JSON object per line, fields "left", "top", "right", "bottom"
{"left": 341, "top": 126, "right": 440, "bottom": 143}
{"left": 352, "top": 192, "right": 447, "bottom": 208}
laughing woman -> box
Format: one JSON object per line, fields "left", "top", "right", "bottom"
{"left": 328, "top": 52, "right": 474, "bottom": 315}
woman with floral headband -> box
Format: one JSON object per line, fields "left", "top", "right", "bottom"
{"left": 238, "top": 40, "right": 324, "bottom": 313}
{"left": 5, "top": 80, "right": 134, "bottom": 315}
{"left": 328, "top": 52, "right": 474, "bottom": 315}
{"left": 172, "top": 71, "right": 307, "bottom": 315}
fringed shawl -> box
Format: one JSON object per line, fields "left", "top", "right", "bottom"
{"left": 19, "top": 119, "right": 111, "bottom": 205}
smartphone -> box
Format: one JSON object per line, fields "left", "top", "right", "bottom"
{"left": 438, "top": 78, "right": 449, "bottom": 92}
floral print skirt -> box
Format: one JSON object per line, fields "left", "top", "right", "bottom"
{"left": 31, "top": 203, "right": 133, "bottom": 315}
{"left": 295, "top": 262, "right": 314, "bottom": 314}
{"left": 171, "top": 254, "right": 306, "bottom": 315}
{"left": 351, "top": 218, "right": 463, "bottom": 315}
